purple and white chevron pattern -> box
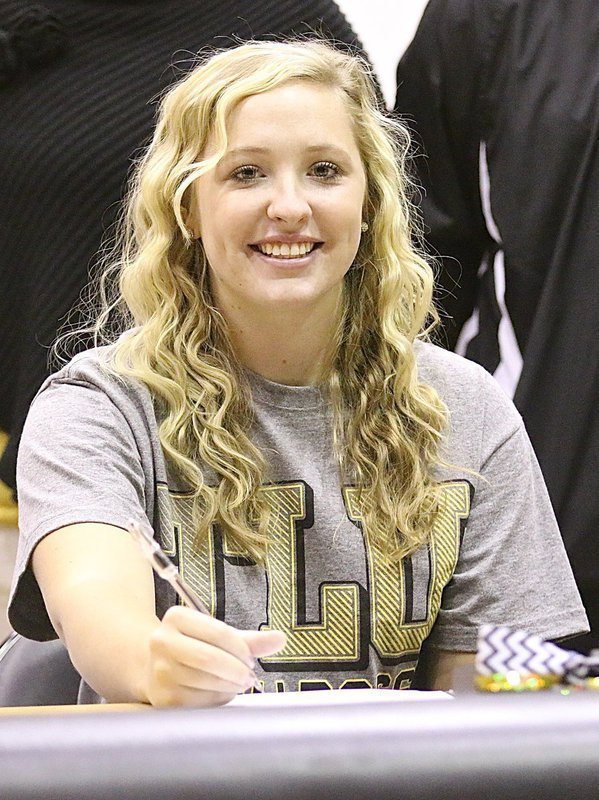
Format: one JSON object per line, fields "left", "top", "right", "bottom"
{"left": 476, "top": 624, "right": 578, "bottom": 676}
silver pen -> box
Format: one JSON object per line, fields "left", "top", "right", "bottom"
{"left": 127, "top": 518, "right": 211, "bottom": 613}
{"left": 127, "top": 519, "right": 261, "bottom": 691}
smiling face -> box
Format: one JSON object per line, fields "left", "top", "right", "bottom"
{"left": 188, "top": 81, "right": 367, "bottom": 323}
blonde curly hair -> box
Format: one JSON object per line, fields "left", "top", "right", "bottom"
{"left": 90, "top": 39, "right": 448, "bottom": 561}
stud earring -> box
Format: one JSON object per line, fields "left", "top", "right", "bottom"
{"left": 360, "top": 221, "right": 369, "bottom": 233}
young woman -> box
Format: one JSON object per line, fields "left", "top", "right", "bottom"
{"left": 9, "top": 40, "right": 587, "bottom": 706}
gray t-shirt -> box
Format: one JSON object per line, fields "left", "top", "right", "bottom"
{"left": 10, "top": 341, "right": 588, "bottom": 699}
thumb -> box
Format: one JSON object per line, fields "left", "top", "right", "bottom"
{"left": 239, "top": 628, "right": 287, "bottom": 658}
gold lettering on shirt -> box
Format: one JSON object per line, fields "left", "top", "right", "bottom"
{"left": 259, "top": 482, "right": 361, "bottom": 664}
{"left": 156, "top": 485, "right": 218, "bottom": 616}
{"left": 344, "top": 481, "right": 470, "bottom": 658}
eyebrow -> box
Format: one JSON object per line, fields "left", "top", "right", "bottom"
{"left": 223, "top": 144, "right": 352, "bottom": 159}
{"left": 224, "top": 147, "right": 269, "bottom": 157}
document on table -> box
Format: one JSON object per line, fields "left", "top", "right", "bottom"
{"left": 228, "top": 689, "right": 452, "bottom": 707}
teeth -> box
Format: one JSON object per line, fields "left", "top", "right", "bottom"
{"left": 258, "top": 242, "right": 314, "bottom": 258}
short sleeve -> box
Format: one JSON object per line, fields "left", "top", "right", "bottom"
{"left": 428, "top": 369, "right": 588, "bottom": 650}
{"left": 10, "top": 373, "right": 151, "bottom": 640}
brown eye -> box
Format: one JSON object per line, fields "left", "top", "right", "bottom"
{"left": 310, "top": 161, "right": 340, "bottom": 180}
{"left": 231, "top": 165, "right": 261, "bottom": 182}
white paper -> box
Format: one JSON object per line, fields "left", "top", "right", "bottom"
{"left": 228, "top": 688, "right": 452, "bottom": 707}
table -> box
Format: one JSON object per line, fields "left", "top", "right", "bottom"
{"left": 2, "top": 691, "right": 599, "bottom": 799}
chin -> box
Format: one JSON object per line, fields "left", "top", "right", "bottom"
{"left": 262, "top": 286, "right": 327, "bottom": 307}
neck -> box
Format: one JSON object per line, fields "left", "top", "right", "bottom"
{"left": 225, "top": 301, "right": 341, "bottom": 386}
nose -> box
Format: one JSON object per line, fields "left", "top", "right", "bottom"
{"left": 266, "top": 175, "right": 311, "bottom": 227}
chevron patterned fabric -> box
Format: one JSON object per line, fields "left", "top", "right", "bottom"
{"left": 476, "top": 624, "right": 599, "bottom": 687}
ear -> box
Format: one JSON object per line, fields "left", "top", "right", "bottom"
{"left": 181, "top": 180, "right": 201, "bottom": 239}
{"left": 182, "top": 206, "right": 201, "bottom": 239}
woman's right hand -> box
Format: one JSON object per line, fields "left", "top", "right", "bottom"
{"left": 145, "top": 605, "right": 286, "bottom": 707}
{"left": 32, "top": 522, "right": 284, "bottom": 706}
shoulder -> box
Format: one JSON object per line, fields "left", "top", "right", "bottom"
{"left": 414, "top": 340, "right": 524, "bottom": 466}
{"left": 415, "top": 339, "right": 519, "bottom": 418}
{"left": 42, "top": 344, "right": 144, "bottom": 395}
{"left": 415, "top": 338, "right": 484, "bottom": 380}
{"left": 415, "top": 339, "right": 505, "bottom": 400}
{"left": 51, "top": 343, "right": 118, "bottom": 379}
{"left": 32, "top": 344, "right": 155, "bottom": 426}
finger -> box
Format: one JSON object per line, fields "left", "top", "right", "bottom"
{"left": 240, "top": 629, "right": 287, "bottom": 658}
{"left": 162, "top": 605, "right": 256, "bottom": 668}
{"left": 156, "top": 656, "right": 256, "bottom": 695}
{"left": 151, "top": 624, "right": 258, "bottom": 689}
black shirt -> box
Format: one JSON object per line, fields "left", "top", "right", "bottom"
{"left": 395, "top": 0, "right": 599, "bottom": 643}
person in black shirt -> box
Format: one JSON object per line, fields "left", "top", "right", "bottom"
{"left": 395, "top": 0, "right": 599, "bottom": 651}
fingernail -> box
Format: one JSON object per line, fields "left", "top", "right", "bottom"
{"left": 244, "top": 671, "right": 259, "bottom": 691}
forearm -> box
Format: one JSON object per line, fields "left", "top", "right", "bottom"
{"left": 32, "top": 522, "right": 159, "bottom": 703}
{"left": 49, "top": 578, "right": 159, "bottom": 703}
